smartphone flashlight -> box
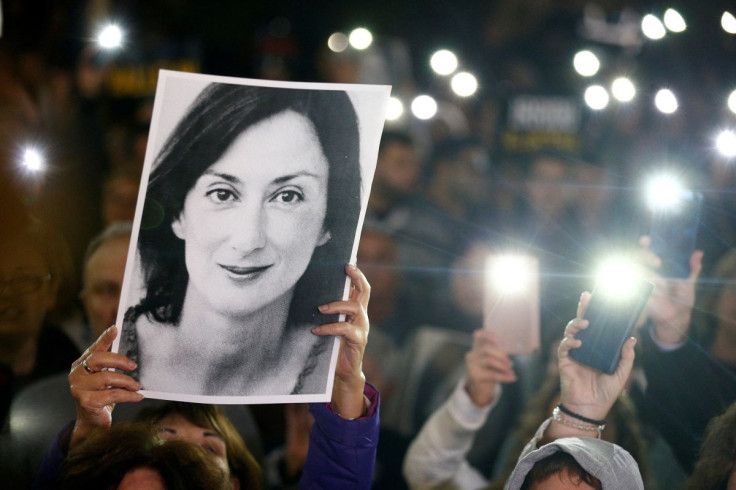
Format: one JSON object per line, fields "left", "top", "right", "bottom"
{"left": 485, "top": 254, "right": 535, "bottom": 296}
{"left": 21, "top": 147, "right": 45, "bottom": 172}
{"left": 96, "top": 24, "right": 124, "bottom": 50}
{"left": 644, "top": 173, "right": 686, "bottom": 212}
{"left": 593, "top": 256, "right": 642, "bottom": 301}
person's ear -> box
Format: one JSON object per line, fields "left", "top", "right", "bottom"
{"left": 317, "top": 230, "right": 331, "bottom": 246}
{"left": 171, "top": 214, "right": 186, "bottom": 240}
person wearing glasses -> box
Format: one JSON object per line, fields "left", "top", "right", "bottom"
{"left": 0, "top": 217, "right": 79, "bottom": 424}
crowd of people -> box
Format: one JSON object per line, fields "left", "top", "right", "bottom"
{"left": 1, "top": 1, "right": 736, "bottom": 489}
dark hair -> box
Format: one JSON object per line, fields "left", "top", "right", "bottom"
{"left": 132, "top": 82, "right": 361, "bottom": 326}
{"left": 378, "top": 130, "right": 414, "bottom": 155}
{"left": 519, "top": 451, "right": 603, "bottom": 490}
{"left": 694, "top": 249, "right": 736, "bottom": 345}
{"left": 57, "top": 423, "right": 231, "bottom": 490}
{"left": 135, "top": 402, "right": 262, "bottom": 489}
{"left": 683, "top": 403, "right": 736, "bottom": 490}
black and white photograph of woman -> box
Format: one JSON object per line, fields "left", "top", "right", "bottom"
{"left": 114, "top": 70, "right": 389, "bottom": 403}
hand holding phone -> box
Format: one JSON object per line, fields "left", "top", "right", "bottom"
{"left": 569, "top": 277, "right": 653, "bottom": 374}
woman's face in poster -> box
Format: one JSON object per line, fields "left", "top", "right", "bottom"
{"left": 172, "top": 109, "right": 330, "bottom": 317}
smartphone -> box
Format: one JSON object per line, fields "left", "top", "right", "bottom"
{"left": 649, "top": 190, "right": 703, "bottom": 278}
{"left": 569, "top": 277, "right": 654, "bottom": 374}
{"left": 483, "top": 254, "right": 541, "bottom": 355}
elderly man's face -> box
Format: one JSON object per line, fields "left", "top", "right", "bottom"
{"left": 81, "top": 236, "right": 129, "bottom": 337}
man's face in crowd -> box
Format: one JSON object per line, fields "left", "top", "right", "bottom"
{"left": 81, "top": 236, "right": 129, "bottom": 337}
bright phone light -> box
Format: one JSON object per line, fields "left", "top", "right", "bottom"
{"left": 654, "top": 88, "right": 678, "bottom": 114}
{"left": 348, "top": 28, "right": 373, "bottom": 50}
{"left": 716, "top": 130, "right": 736, "bottom": 158}
{"left": 430, "top": 49, "right": 458, "bottom": 76}
{"left": 642, "top": 14, "right": 666, "bottom": 40}
{"left": 385, "top": 97, "right": 404, "bottom": 121}
{"left": 594, "top": 257, "right": 640, "bottom": 300}
{"left": 22, "top": 147, "right": 44, "bottom": 172}
{"left": 645, "top": 173, "right": 686, "bottom": 211}
{"left": 327, "top": 32, "right": 349, "bottom": 53}
{"left": 411, "top": 95, "right": 437, "bottom": 120}
{"left": 611, "top": 77, "right": 636, "bottom": 102}
{"left": 97, "top": 24, "right": 123, "bottom": 49}
{"left": 584, "top": 85, "right": 609, "bottom": 110}
{"left": 486, "top": 255, "right": 533, "bottom": 296}
{"left": 722, "top": 12, "right": 736, "bottom": 34}
{"left": 451, "top": 72, "right": 478, "bottom": 97}
{"left": 663, "top": 8, "right": 686, "bottom": 32}
{"left": 729, "top": 90, "right": 736, "bottom": 114}
{"left": 573, "top": 50, "right": 600, "bottom": 77}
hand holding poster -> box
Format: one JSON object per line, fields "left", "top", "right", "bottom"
{"left": 113, "top": 70, "right": 390, "bottom": 404}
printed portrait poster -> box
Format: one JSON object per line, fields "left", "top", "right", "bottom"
{"left": 113, "top": 70, "right": 390, "bottom": 404}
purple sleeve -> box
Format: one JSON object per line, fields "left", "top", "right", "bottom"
{"left": 300, "top": 384, "right": 380, "bottom": 489}
{"left": 31, "top": 420, "right": 74, "bottom": 490}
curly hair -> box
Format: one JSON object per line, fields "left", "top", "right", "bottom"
{"left": 683, "top": 402, "right": 736, "bottom": 490}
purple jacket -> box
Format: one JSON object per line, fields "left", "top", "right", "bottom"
{"left": 33, "top": 384, "right": 380, "bottom": 489}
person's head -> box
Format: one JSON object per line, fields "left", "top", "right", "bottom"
{"left": 525, "top": 150, "right": 574, "bottom": 219}
{"left": 102, "top": 168, "right": 140, "bottom": 226}
{"left": 684, "top": 403, "right": 736, "bottom": 490}
{"left": 0, "top": 218, "right": 69, "bottom": 353}
{"left": 372, "top": 131, "right": 420, "bottom": 200}
{"left": 135, "top": 83, "right": 361, "bottom": 326}
{"left": 80, "top": 222, "right": 132, "bottom": 337}
{"left": 520, "top": 452, "right": 602, "bottom": 489}
{"left": 426, "top": 136, "right": 491, "bottom": 214}
{"left": 357, "top": 227, "right": 401, "bottom": 322}
{"left": 57, "top": 423, "right": 231, "bottom": 490}
{"left": 696, "top": 249, "right": 736, "bottom": 343}
{"left": 136, "top": 402, "right": 262, "bottom": 490}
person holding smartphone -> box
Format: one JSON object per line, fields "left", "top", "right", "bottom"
{"left": 635, "top": 240, "right": 736, "bottom": 473}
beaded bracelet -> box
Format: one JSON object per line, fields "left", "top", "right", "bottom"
{"left": 552, "top": 406, "right": 605, "bottom": 439}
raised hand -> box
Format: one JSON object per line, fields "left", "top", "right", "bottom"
{"left": 312, "top": 264, "right": 370, "bottom": 419}
{"left": 68, "top": 325, "right": 143, "bottom": 448}
{"left": 464, "top": 329, "right": 517, "bottom": 407}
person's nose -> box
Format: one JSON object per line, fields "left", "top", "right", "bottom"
{"left": 230, "top": 199, "right": 267, "bottom": 255}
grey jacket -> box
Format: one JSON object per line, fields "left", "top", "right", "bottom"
{"left": 505, "top": 418, "right": 644, "bottom": 490}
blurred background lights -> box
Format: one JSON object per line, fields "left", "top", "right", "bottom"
{"left": 385, "top": 97, "right": 404, "bottom": 121}
{"left": 97, "top": 24, "right": 123, "bottom": 49}
{"left": 722, "top": 12, "right": 736, "bottom": 34}
{"left": 430, "top": 49, "right": 458, "bottom": 76}
{"left": 663, "top": 8, "right": 687, "bottom": 32}
{"left": 573, "top": 50, "right": 600, "bottom": 77}
{"left": 595, "top": 257, "right": 640, "bottom": 299}
{"left": 654, "top": 88, "right": 678, "bottom": 114}
{"left": 348, "top": 27, "right": 373, "bottom": 50}
{"left": 641, "top": 14, "right": 667, "bottom": 40}
{"left": 411, "top": 95, "right": 438, "bottom": 120}
{"left": 22, "top": 147, "right": 44, "bottom": 171}
{"left": 450, "top": 72, "right": 478, "bottom": 97}
{"left": 327, "top": 32, "right": 349, "bottom": 53}
{"left": 728, "top": 89, "right": 736, "bottom": 114}
{"left": 611, "top": 77, "right": 636, "bottom": 102}
{"left": 645, "top": 173, "right": 685, "bottom": 211}
{"left": 584, "top": 85, "right": 609, "bottom": 110}
{"left": 716, "top": 130, "right": 736, "bottom": 158}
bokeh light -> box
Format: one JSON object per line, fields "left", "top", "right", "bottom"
{"left": 348, "top": 28, "right": 373, "bottom": 50}
{"left": 450, "top": 72, "right": 478, "bottom": 97}
{"left": 573, "top": 50, "right": 600, "bottom": 77}
{"left": 411, "top": 95, "right": 438, "bottom": 120}
{"left": 595, "top": 256, "right": 641, "bottom": 299}
{"left": 728, "top": 89, "right": 736, "bottom": 114}
{"left": 642, "top": 14, "right": 667, "bottom": 40}
{"left": 722, "top": 12, "right": 736, "bottom": 34}
{"left": 663, "top": 8, "right": 687, "bottom": 33}
{"left": 97, "top": 24, "right": 123, "bottom": 49}
{"left": 327, "top": 32, "right": 349, "bottom": 53}
{"left": 487, "top": 255, "right": 533, "bottom": 296}
{"left": 611, "top": 77, "right": 636, "bottom": 102}
{"left": 584, "top": 85, "right": 609, "bottom": 110}
{"left": 645, "top": 173, "right": 686, "bottom": 211}
{"left": 430, "top": 49, "right": 458, "bottom": 76}
{"left": 654, "top": 88, "right": 678, "bottom": 114}
{"left": 385, "top": 97, "right": 404, "bottom": 121}
{"left": 716, "top": 130, "right": 736, "bottom": 158}
{"left": 22, "top": 147, "right": 44, "bottom": 172}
